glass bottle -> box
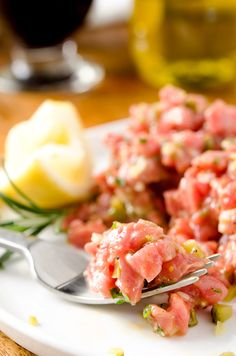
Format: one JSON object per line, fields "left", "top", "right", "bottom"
{"left": 130, "top": 0, "right": 236, "bottom": 90}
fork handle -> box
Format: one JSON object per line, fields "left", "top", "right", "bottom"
{"left": 0, "top": 228, "right": 35, "bottom": 254}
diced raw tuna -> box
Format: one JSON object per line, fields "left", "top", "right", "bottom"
{"left": 85, "top": 220, "right": 206, "bottom": 305}
{"left": 155, "top": 253, "right": 205, "bottom": 284}
{"left": 160, "top": 107, "right": 201, "bottom": 132}
{"left": 144, "top": 293, "right": 191, "bottom": 336}
{"left": 116, "top": 255, "right": 144, "bottom": 304}
{"left": 220, "top": 181, "right": 236, "bottom": 210}
{"left": 159, "top": 85, "right": 186, "bottom": 107}
{"left": 146, "top": 304, "right": 177, "bottom": 336}
{"left": 168, "top": 218, "right": 194, "bottom": 244}
{"left": 117, "top": 156, "right": 167, "bottom": 185}
{"left": 190, "top": 209, "right": 219, "bottom": 241}
{"left": 205, "top": 100, "right": 236, "bottom": 137}
{"left": 85, "top": 220, "right": 169, "bottom": 304}
{"left": 195, "top": 275, "right": 228, "bottom": 304}
{"left": 126, "top": 243, "right": 163, "bottom": 282}
{"left": 217, "top": 234, "right": 236, "bottom": 279}
{"left": 180, "top": 273, "right": 228, "bottom": 308}
{"left": 186, "top": 93, "right": 208, "bottom": 114}
{"left": 192, "top": 151, "right": 228, "bottom": 172}
{"left": 67, "top": 219, "right": 106, "bottom": 248}
{"left": 85, "top": 254, "right": 116, "bottom": 298}
{"left": 129, "top": 103, "right": 152, "bottom": 133}
{"left": 161, "top": 131, "right": 205, "bottom": 173}
{"left": 63, "top": 85, "right": 236, "bottom": 337}
{"left": 180, "top": 177, "right": 206, "bottom": 213}
{"left": 167, "top": 293, "right": 191, "bottom": 335}
{"left": 164, "top": 189, "right": 183, "bottom": 217}
{"left": 219, "top": 209, "right": 236, "bottom": 235}
{"left": 155, "top": 237, "right": 177, "bottom": 262}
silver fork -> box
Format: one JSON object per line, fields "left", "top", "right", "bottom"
{"left": 0, "top": 228, "right": 220, "bottom": 305}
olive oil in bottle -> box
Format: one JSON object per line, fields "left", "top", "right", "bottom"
{"left": 130, "top": 0, "right": 236, "bottom": 89}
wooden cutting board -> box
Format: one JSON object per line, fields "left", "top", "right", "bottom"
{"left": 0, "top": 332, "right": 34, "bottom": 355}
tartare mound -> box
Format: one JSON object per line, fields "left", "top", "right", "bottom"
{"left": 63, "top": 85, "right": 236, "bottom": 336}
{"left": 85, "top": 219, "right": 227, "bottom": 335}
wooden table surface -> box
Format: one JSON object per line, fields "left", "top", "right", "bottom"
{"left": 1, "top": 21, "right": 236, "bottom": 355}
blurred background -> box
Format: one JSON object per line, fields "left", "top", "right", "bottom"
{"left": 0, "top": 2, "right": 235, "bottom": 92}
{"left": 0, "top": 0, "right": 236, "bottom": 145}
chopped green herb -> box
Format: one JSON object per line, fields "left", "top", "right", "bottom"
{"left": 111, "top": 221, "right": 122, "bottom": 230}
{"left": 110, "top": 288, "right": 123, "bottom": 299}
{"left": 121, "top": 294, "right": 130, "bottom": 304}
{"left": 139, "top": 137, "right": 147, "bottom": 144}
{"left": 114, "top": 178, "right": 125, "bottom": 187}
{"left": 116, "top": 299, "right": 126, "bottom": 305}
{"left": 199, "top": 208, "right": 210, "bottom": 219}
{"left": 109, "top": 198, "right": 127, "bottom": 222}
{"left": 213, "top": 157, "right": 221, "bottom": 166}
{"left": 157, "top": 282, "right": 169, "bottom": 288}
{"left": 203, "top": 135, "right": 214, "bottom": 150}
{"left": 185, "top": 100, "right": 197, "bottom": 112}
{"left": 145, "top": 235, "right": 154, "bottom": 243}
{"left": 155, "top": 325, "right": 165, "bottom": 336}
{"left": 110, "top": 288, "right": 130, "bottom": 304}
{"left": 143, "top": 305, "right": 152, "bottom": 319}
{"left": 212, "top": 288, "right": 222, "bottom": 294}
{"left": 0, "top": 250, "right": 13, "bottom": 269}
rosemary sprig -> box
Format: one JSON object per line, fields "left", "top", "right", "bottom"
{"left": 0, "top": 192, "right": 65, "bottom": 235}
{"left": 2, "top": 163, "right": 40, "bottom": 210}
{"left": 0, "top": 164, "right": 66, "bottom": 267}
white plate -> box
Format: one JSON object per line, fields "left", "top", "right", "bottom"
{"left": 0, "top": 119, "right": 236, "bottom": 356}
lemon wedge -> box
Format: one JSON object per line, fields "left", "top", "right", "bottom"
{"left": 0, "top": 100, "right": 93, "bottom": 208}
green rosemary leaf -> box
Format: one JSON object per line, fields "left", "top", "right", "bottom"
{"left": 23, "top": 225, "right": 48, "bottom": 236}
{"left": 12, "top": 216, "right": 53, "bottom": 227}
{"left": 0, "top": 220, "right": 19, "bottom": 227}
{"left": 0, "top": 224, "right": 29, "bottom": 233}
{"left": 2, "top": 163, "right": 39, "bottom": 209}
{"left": 0, "top": 192, "right": 41, "bottom": 214}
{"left": 0, "top": 250, "right": 13, "bottom": 269}
{"left": 0, "top": 171, "right": 65, "bottom": 238}
{"left": 0, "top": 216, "right": 59, "bottom": 235}
{"left": 0, "top": 191, "right": 62, "bottom": 216}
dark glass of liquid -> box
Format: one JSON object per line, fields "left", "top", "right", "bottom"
{"left": 0, "top": 0, "right": 93, "bottom": 48}
{"left": 0, "top": 0, "right": 104, "bottom": 92}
